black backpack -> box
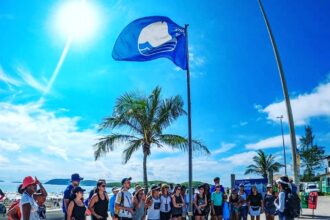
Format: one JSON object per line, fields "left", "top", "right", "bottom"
{"left": 284, "top": 191, "right": 300, "bottom": 218}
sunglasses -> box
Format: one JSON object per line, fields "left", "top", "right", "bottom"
{"left": 177, "top": 188, "right": 181, "bottom": 191}
{"left": 101, "top": 185, "right": 106, "bottom": 188}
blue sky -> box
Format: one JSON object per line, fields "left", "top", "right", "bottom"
{"left": 0, "top": 0, "right": 330, "bottom": 186}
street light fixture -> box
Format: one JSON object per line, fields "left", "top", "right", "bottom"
{"left": 277, "top": 115, "right": 287, "bottom": 176}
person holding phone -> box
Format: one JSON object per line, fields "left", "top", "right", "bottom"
{"left": 193, "top": 185, "right": 207, "bottom": 220}
{"left": 146, "top": 185, "right": 161, "bottom": 220}
{"left": 20, "top": 176, "right": 48, "bottom": 220}
{"left": 171, "top": 185, "right": 184, "bottom": 220}
{"left": 160, "top": 184, "right": 171, "bottom": 220}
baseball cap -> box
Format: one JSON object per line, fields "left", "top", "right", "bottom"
{"left": 121, "top": 177, "right": 132, "bottom": 185}
{"left": 151, "top": 185, "right": 160, "bottom": 191}
{"left": 71, "top": 173, "right": 83, "bottom": 182}
{"left": 72, "top": 186, "right": 86, "bottom": 194}
{"left": 266, "top": 184, "right": 273, "bottom": 188}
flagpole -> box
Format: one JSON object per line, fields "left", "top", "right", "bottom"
{"left": 257, "top": 0, "right": 299, "bottom": 184}
{"left": 185, "top": 24, "right": 193, "bottom": 219}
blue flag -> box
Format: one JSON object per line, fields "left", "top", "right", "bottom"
{"left": 112, "top": 16, "right": 187, "bottom": 70}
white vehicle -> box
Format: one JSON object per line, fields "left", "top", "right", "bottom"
{"left": 302, "top": 182, "right": 320, "bottom": 193}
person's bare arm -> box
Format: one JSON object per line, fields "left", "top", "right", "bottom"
{"left": 7, "top": 206, "right": 19, "bottom": 220}
{"left": 67, "top": 201, "right": 74, "bottom": 220}
{"left": 64, "top": 199, "right": 70, "bottom": 213}
{"left": 89, "top": 194, "right": 103, "bottom": 219}
{"left": 22, "top": 203, "right": 31, "bottom": 220}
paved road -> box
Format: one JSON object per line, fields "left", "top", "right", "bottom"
{"left": 20, "top": 196, "right": 330, "bottom": 220}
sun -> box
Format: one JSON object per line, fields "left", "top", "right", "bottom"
{"left": 54, "top": 0, "right": 100, "bottom": 42}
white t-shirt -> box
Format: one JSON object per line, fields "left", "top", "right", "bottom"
{"left": 160, "top": 195, "right": 171, "bottom": 213}
{"left": 116, "top": 190, "right": 133, "bottom": 218}
{"left": 238, "top": 191, "right": 247, "bottom": 206}
{"left": 147, "top": 197, "right": 161, "bottom": 220}
{"left": 20, "top": 192, "right": 40, "bottom": 220}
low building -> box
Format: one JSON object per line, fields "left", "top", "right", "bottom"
{"left": 319, "top": 156, "right": 330, "bottom": 193}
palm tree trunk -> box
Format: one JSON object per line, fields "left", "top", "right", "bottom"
{"left": 143, "top": 151, "right": 148, "bottom": 193}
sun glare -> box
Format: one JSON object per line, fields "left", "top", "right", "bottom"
{"left": 55, "top": 1, "right": 99, "bottom": 42}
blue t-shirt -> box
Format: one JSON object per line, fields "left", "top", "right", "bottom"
{"left": 62, "top": 185, "right": 74, "bottom": 213}
{"left": 109, "top": 194, "right": 117, "bottom": 215}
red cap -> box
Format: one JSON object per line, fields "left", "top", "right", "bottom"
{"left": 22, "top": 176, "right": 36, "bottom": 190}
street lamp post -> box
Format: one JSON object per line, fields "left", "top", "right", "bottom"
{"left": 277, "top": 115, "right": 287, "bottom": 176}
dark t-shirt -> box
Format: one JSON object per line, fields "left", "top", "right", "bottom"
{"left": 247, "top": 193, "right": 262, "bottom": 207}
{"left": 62, "top": 185, "right": 74, "bottom": 213}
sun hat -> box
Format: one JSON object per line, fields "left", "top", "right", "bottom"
{"left": 121, "top": 177, "right": 132, "bottom": 185}
{"left": 22, "top": 176, "right": 36, "bottom": 190}
{"left": 72, "top": 186, "right": 86, "bottom": 194}
{"left": 266, "top": 184, "right": 272, "bottom": 188}
{"left": 135, "top": 185, "right": 145, "bottom": 193}
{"left": 276, "top": 176, "right": 290, "bottom": 185}
{"left": 71, "top": 173, "right": 83, "bottom": 182}
{"left": 112, "top": 187, "right": 121, "bottom": 192}
{"left": 161, "top": 184, "right": 169, "bottom": 189}
{"left": 151, "top": 185, "right": 160, "bottom": 191}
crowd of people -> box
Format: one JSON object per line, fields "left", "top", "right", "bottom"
{"left": 4, "top": 174, "right": 298, "bottom": 220}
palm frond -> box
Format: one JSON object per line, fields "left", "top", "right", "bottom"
{"left": 157, "top": 134, "right": 210, "bottom": 154}
{"left": 153, "top": 96, "right": 186, "bottom": 133}
{"left": 94, "top": 134, "right": 138, "bottom": 160}
{"left": 122, "top": 139, "right": 144, "bottom": 164}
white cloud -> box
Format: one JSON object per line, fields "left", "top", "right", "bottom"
{"left": 0, "top": 101, "right": 258, "bottom": 186}
{"left": 213, "top": 142, "right": 236, "bottom": 154}
{"left": 245, "top": 134, "right": 291, "bottom": 150}
{"left": 0, "top": 139, "right": 20, "bottom": 151}
{"left": 260, "top": 80, "right": 330, "bottom": 125}
{"left": 0, "top": 66, "right": 21, "bottom": 86}
{"left": 221, "top": 151, "right": 257, "bottom": 166}
{"left": 0, "top": 155, "right": 9, "bottom": 164}
{"left": 16, "top": 66, "right": 48, "bottom": 93}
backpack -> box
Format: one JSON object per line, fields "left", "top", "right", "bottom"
{"left": 284, "top": 191, "right": 300, "bottom": 218}
{"left": 0, "top": 203, "right": 6, "bottom": 214}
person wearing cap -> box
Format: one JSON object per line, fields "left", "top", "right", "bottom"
{"left": 110, "top": 187, "right": 121, "bottom": 220}
{"left": 211, "top": 185, "right": 224, "bottom": 220}
{"left": 263, "top": 184, "right": 276, "bottom": 220}
{"left": 20, "top": 176, "right": 47, "bottom": 220}
{"left": 275, "top": 176, "right": 291, "bottom": 220}
{"left": 160, "top": 184, "right": 171, "bottom": 220}
{"left": 171, "top": 185, "right": 184, "bottom": 220}
{"left": 247, "top": 185, "right": 263, "bottom": 220}
{"left": 63, "top": 173, "right": 83, "bottom": 219}
{"left": 132, "top": 185, "right": 146, "bottom": 220}
{"left": 193, "top": 185, "right": 207, "bottom": 220}
{"left": 146, "top": 185, "right": 161, "bottom": 220}
{"left": 115, "top": 177, "right": 134, "bottom": 220}
{"left": 238, "top": 183, "right": 248, "bottom": 220}
{"left": 88, "top": 180, "right": 109, "bottom": 220}
{"left": 67, "top": 187, "right": 86, "bottom": 220}
{"left": 229, "top": 188, "right": 240, "bottom": 220}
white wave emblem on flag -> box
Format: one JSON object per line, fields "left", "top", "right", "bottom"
{"left": 138, "top": 21, "right": 177, "bottom": 56}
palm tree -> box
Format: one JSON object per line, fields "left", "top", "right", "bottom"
{"left": 94, "top": 86, "right": 209, "bottom": 191}
{"left": 244, "top": 150, "right": 283, "bottom": 183}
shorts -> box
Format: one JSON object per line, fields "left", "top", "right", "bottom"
{"left": 160, "top": 211, "right": 171, "bottom": 220}
{"left": 249, "top": 206, "right": 261, "bottom": 217}
{"left": 194, "top": 209, "right": 206, "bottom": 216}
{"left": 172, "top": 214, "right": 182, "bottom": 218}
{"left": 212, "top": 205, "right": 223, "bottom": 216}
{"left": 264, "top": 207, "right": 276, "bottom": 216}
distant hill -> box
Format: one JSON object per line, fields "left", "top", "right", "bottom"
{"left": 45, "top": 179, "right": 97, "bottom": 186}
{"left": 45, "top": 179, "right": 207, "bottom": 188}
